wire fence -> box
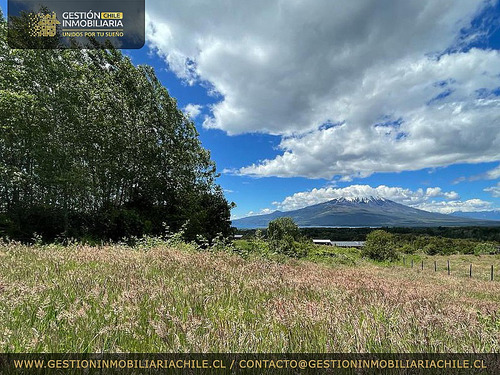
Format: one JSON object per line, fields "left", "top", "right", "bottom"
{"left": 402, "top": 256, "right": 497, "bottom": 281}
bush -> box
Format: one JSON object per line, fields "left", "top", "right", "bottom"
{"left": 249, "top": 230, "right": 270, "bottom": 255}
{"left": 423, "top": 242, "right": 441, "bottom": 256}
{"left": 474, "top": 242, "right": 499, "bottom": 256}
{"left": 362, "top": 230, "right": 399, "bottom": 261}
{"left": 399, "top": 243, "right": 416, "bottom": 254}
{"left": 267, "top": 217, "right": 308, "bottom": 258}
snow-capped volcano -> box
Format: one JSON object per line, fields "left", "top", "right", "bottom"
{"left": 232, "top": 197, "right": 498, "bottom": 228}
{"left": 332, "top": 196, "right": 387, "bottom": 204}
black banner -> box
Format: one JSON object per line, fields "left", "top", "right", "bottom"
{"left": 0, "top": 353, "right": 499, "bottom": 375}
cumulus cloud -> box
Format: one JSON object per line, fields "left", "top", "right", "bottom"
{"left": 183, "top": 103, "right": 203, "bottom": 119}
{"left": 238, "top": 49, "right": 500, "bottom": 178}
{"left": 484, "top": 182, "right": 500, "bottom": 197}
{"left": 235, "top": 207, "right": 273, "bottom": 220}
{"left": 146, "top": 0, "right": 500, "bottom": 179}
{"left": 269, "top": 184, "right": 494, "bottom": 214}
{"left": 273, "top": 184, "right": 461, "bottom": 211}
{"left": 415, "top": 199, "right": 494, "bottom": 214}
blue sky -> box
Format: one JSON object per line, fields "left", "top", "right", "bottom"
{"left": 2, "top": 0, "right": 500, "bottom": 219}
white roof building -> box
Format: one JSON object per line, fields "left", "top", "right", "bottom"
{"left": 331, "top": 241, "right": 365, "bottom": 248}
{"left": 312, "top": 240, "right": 366, "bottom": 248}
{"left": 312, "top": 239, "right": 333, "bottom": 245}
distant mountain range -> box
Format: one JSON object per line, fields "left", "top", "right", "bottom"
{"left": 232, "top": 196, "right": 500, "bottom": 228}
{"left": 450, "top": 210, "right": 500, "bottom": 221}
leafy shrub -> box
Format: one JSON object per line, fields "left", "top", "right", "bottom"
{"left": 133, "top": 235, "right": 169, "bottom": 251}
{"left": 362, "top": 230, "right": 399, "bottom": 261}
{"left": 399, "top": 243, "right": 416, "bottom": 254}
{"left": 232, "top": 239, "right": 254, "bottom": 258}
{"left": 474, "top": 242, "right": 499, "bottom": 256}
{"left": 249, "top": 230, "right": 270, "bottom": 255}
{"left": 267, "top": 217, "right": 308, "bottom": 258}
{"left": 209, "top": 233, "right": 234, "bottom": 253}
{"left": 423, "top": 242, "right": 441, "bottom": 256}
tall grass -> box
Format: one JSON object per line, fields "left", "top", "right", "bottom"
{"left": 0, "top": 241, "right": 499, "bottom": 352}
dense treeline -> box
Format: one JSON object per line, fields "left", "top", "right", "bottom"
{"left": 236, "top": 219, "right": 500, "bottom": 260}
{"left": 302, "top": 226, "right": 500, "bottom": 242}
{"left": 237, "top": 227, "right": 499, "bottom": 259}
{"left": 0, "top": 12, "right": 233, "bottom": 242}
{"left": 236, "top": 226, "right": 500, "bottom": 257}
{"left": 237, "top": 226, "right": 500, "bottom": 242}
{"left": 363, "top": 230, "right": 499, "bottom": 259}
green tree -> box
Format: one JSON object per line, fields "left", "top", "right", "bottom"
{"left": 267, "top": 217, "right": 307, "bottom": 258}
{"left": 362, "top": 230, "right": 399, "bottom": 261}
{"left": 0, "top": 16, "right": 233, "bottom": 242}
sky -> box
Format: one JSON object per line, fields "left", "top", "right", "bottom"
{"left": 2, "top": 0, "right": 500, "bottom": 219}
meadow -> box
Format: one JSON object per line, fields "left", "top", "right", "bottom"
{"left": 0, "top": 240, "right": 499, "bottom": 353}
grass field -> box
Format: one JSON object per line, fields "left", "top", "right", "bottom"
{"left": 0, "top": 241, "right": 499, "bottom": 353}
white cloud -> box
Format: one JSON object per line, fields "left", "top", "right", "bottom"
{"left": 460, "top": 163, "right": 500, "bottom": 182}
{"left": 183, "top": 103, "right": 203, "bottom": 119}
{"left": 234, "top": 207, "right": 273, "bottom": 220}
{"left": 238, "top": 49, "right": 500, "bottom": 178}
{"left": 146, "top": 0, "right": 500, "bottom": 179}
{"left": 270, "top": 184, "right": 495, "bottom": 214}
{"left": 485, "top": 165, "right": 500, "bottom": 180}
{"left": 415, "top": 199, "right": 494, "bottom": 214}
{"left": 475, "top": 164, "right": 500, "bottom": 181}
{"left": 236, "top": 184, "right": 496, "bottom": 217}
{"left": 273, "top": 184, "right": 461, "bottom": 211}
{"left": 484, "top": 182, "right": 500, "bottom": 197}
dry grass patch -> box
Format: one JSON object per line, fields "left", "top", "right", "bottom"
{"left": 0, "top": 243, "right": 499, "bottom": 353}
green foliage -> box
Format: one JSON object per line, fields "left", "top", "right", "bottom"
{"left": 300, "top": 226, "right": 500, "bottom": 243}
{"left": 301, "top": 227, "right": 500, "bottom": 257}
{"left": 0, "top": 18, "right": 232, "bottom": 243}
{"left": 242, "top": 227, "right": 500, "bottom": 256}
{"left": 267, "top": 217, "right": 309, "bottom": 258}
{"left": 362, "top": 230, "right": 400, "bottom": 261}
{"left": 423, "top": 242, "right": 441, "bottom": 256}
{"left": 412, "top": 236, "right": 477, "bottom": 256}
{"left": 474, "top": 242, "right": 499, "bottom": 256}
{"left": 132, "top": 235, "right": 170, "bottom": 252}
{"left": 267, "top": 217, "right": 301, "bottom": 241}
{"left": 248, "top": 230, "right": 270, "bottom": 256}
{"left": 208, "top": 233, "right": 234, "bottom": 253}
{"left": 307, "top": 244, "right": 361, "bottom": 266}
{"left": 271, "top": 237, "right": 304, "bottom": 258}
{"left": 398, "top": 243, "right": 416, "bottom": 254}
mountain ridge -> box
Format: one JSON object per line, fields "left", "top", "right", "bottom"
{"left": 450, "top": 210, "right": 500, "bottom": 221}
{"left": 232, "top": 197, "right": 500, "bottom": 228}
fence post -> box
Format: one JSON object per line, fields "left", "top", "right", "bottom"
{"left": 447, "top": 259, "right": 450, "bottom": 275}
{"left": 403, "top": 256, "right": 406, "bottom": 266}
{"left": 434, "top": 260, "right": 437, "bottom": 272}
{"left": 469, "top": 264, "right": 472, "bottom": 278}
{"left": 421, "top": 260, "right": 424, "bottom": 270}
{"left": 491, "top": 265, "right": 494, "bottom": 281}
{"left": 411, "top": 259, "right": 414, "bottom": 268}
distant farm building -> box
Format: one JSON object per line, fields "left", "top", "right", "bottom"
{"left": 331, "top": 241, "right": 365, "bottom": 248}
{"left": 312, "top": 239, "right": 333, "bottom": 246}
{"left": 232, "top": 234, "right": 243, "bottom": 240}
{"left": 313, "top": 239, "right": 365, "bottom": 248}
